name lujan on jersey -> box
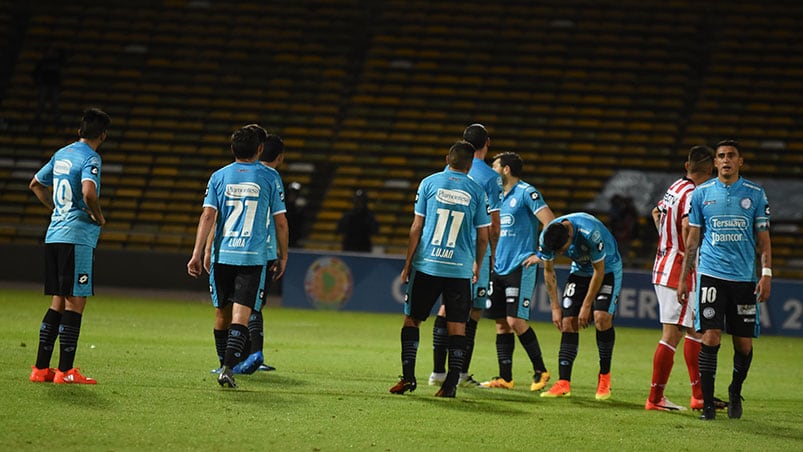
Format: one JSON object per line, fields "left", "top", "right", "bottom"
{"left": 428, "top": 188, "right": 471, "bottom": 261}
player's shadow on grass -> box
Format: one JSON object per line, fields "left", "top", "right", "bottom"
{"left": 45, "top": 385, "right": 113, "bottom": 408}
{"left": 410, "top": 396, "right": 533, "bottom": 415}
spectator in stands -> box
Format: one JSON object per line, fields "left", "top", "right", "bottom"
{"left": 337, "top": 188, "right": 379, "bottom": 252}
{"left": 677, "top": 139, "right": 772, "bottom": 420}
{"left": 608, "top": 194, "right": 639, "bottom": 267}
{"left": 285, "top": 181, "right": 307, "bottom": 248}
{"left": 33, "top": 45, "right": 65, "bottom": 123}
{"left": 646, "top": 145, "right": 728, "bottom": 412}
{"left": 187, "top": 125, "right": 287, "bottom": 388}
{"left": 538, "top": 212, "right": 623, "bottom": 400}
{"left": 28, "top": 108, "right": 110, "bottom": 385}
{"left": 389, "top": 140, "right": 490, "bottom": 398}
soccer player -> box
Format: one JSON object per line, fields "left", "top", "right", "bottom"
{"left": 677, "top": 140, "right": 772, "bottom": 420}
{"left": 232, "top": 126, "right": 288, "bottom": 374}
{"left": 538, "top": 212, "right": 622, "bottom": 400}
{"left": 646, "top": 145, "right": 728, "bottom": 412}
{"left": 480, "top": 152, "right": 555, "bottom": 391}
{"left": 430, "top": 124, "right": 502, "bottom": 389}
{"left": 389, "top": 140, "right": 490, "bottom": 398}
{"left": 188, "top": 126, "right": 286, "bottom": 388}
{"left": 28, "top": 107, "right": 110, "bottom": 384}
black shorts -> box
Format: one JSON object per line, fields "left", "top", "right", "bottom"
{"left": 560, "top": 272, "right": 617, "bottom": 318}
{"left": 44, "top": 243, "right": 95, "bottom": 297}
{"left": 210, "top": 263, "right": 266, "bottom": 310}
{"left": 485, "top": 267, "right": 537, "bottom": 320}
{"left": 404, "top": 269, "right": 471, "bottom": 323}
{"left": 696, "top": 275, "right": 759, "bottom": 338}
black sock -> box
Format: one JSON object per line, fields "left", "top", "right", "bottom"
{"left": 518, "top": 327, "right": 546, "bottom": 373}
{"left": 214, "top": 329, "right": 227, "bottom": 367}
{"left": 35, "top": 308, "right": 62, "bottom": 369}
{"left": 496, "top": 333, "right": 515, "bottom": 381}
{"left": 223, "top": 324, "right": 249, "bottom": 368}
{"left": 401, "top": 326, "right": 419, "bottom": 380}
{"left": 431, "top": 316, "right": 447, "bottom": 373}
{"left": 731, "top": 348, "right": 753, "bottom": 396}
{"left": 57, "top": 310, "right": 82, "bottom": 372}
{"left": 461, "top": 318, "right": 478, "bottom": 373}
{"left": 699, "top": 344, "right": 720, "bottom": 406}
{"left": 446, "top": 335, "right": 467, "bottom": 387}
{"left": 248, "top": 310, "right": 264, "bottom": 354}
{"left": 558, "top": 332, "right": 579, "bottom": 381}
{"left": 596, "top": 327, "right": 615, "bottom": 375}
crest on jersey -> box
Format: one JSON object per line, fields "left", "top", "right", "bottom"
{"left": 509, "top": 198, "right": 518, "bottom": 208}
{"left": 740, "top": 198, "right": 752, "bottom": 209}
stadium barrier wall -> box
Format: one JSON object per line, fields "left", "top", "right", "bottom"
{"left": 282, "top": 250, "right": 803, "bottom": 337}
{"left": 3, "top": 245, "right": 800, "bottom": 337}
{"left": 0, "top": 244, "right": 209, "bottom": 292}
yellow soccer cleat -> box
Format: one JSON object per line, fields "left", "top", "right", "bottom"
{"left": 480, "top": 377, "right": 515, "bottom": 389}
{"left": 530, "top": 370, "right": 550, "bottom": 391}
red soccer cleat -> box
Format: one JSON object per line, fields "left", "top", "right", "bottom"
{"left": 30, "top": 366, "right": 56, "bottom": 383}
{"left": 54, "top": 368, "right": 97, "bottom": 385}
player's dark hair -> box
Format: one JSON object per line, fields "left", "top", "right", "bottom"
{"left": 78, "top": 108, "right": 111, "bottom": 139}
{"left": 542, "top": 222, "right": 569, "bottom": 253}
{"left": 463, "top": 123, "right": 488, "bottom": 151}
{"left": 715, "top": 139, "right": 741, "bottom": 155}
{"left": 261, "top": 134, "right": 285, "bottom": 163}
{"left": 493, "top": 151, "right": 523, "bottom": 177}
{"left": 244, "top": 123, "right": 268, "bottom": 143}
{"left": 447, "top": 140, "right": 476, "bottom": 171}
{"left": 230, "top": 127, "right": 261, "bottom": 160}
{"left": 688, "top": 145, "right": 714, "bottom": 173}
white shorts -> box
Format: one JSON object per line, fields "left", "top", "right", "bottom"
{"left": 654, "top": 284, "right": 694, "bottom": 328}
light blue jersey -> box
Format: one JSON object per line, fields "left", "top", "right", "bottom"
{"left": 203, "top": 161, "right": 286, "bottom": 266}
{"left": 469, "top": 157, "right": 503, "bottom": 214}
{"left": 688, "top": 177, "right": 769, "bottom": 282}
{"left": 34, "top": 141, "right": 102, "bottom": 248}
{"left": 539, "top": 212, "right": 623, "bottom": 278}
{"left": 469, "top": 157, "right": 503, "bottom": 304}
{"left": 494, "top": 181, "right": 548, "bottom": 276}
{"left": 261, "top": 164, "right": 286, "bottom": 261}
{"left": 413, "top": 168, "right": 491, "bottom": 279}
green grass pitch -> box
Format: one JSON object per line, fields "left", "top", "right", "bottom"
{"left": 2, "top": 287, "right": 801, "bottom": 451}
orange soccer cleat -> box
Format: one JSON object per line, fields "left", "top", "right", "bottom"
{"left": 595, "top": 373, "right": 612, "bottom": 400}
{"left": 30, "top": 366, "right": 56, "bottom": 383}
{"left": 53, "top": 368, "right": 97, "bottom": 385}
{"left": 540, "top": 379, "right": 572, "bottom": 398}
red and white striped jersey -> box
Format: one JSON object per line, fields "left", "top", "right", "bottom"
{"left": 652, "top": 177, "right": 696, "bottom": 288}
